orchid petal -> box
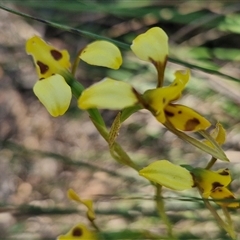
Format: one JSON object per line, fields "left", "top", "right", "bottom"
{"left": 164, "top": 104, "right": 211, "bottom": 131}
{"left": 33, "top": 74, "right": 71, "bottom": 117}
{"left": 26, "top": 36, "right": 70, "bottom": 78}
{"left": 210, "top": 187, "right": 239, "bottom": 208}
{"left": 139, "top": 160, "right": 194, "bottom": 191}
{"left": 80, "top": 41, "right": 122, "bottom": 69}
{"left": 78, "top": 78, "right": 138, "bottom": 110}
{"left": 131, "top": 27, "right": 168, "bottom": 65}
{"left": 57, "top": 223, "right": 97, "bottom": 240}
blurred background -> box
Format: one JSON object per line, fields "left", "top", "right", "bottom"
{"left": 0, "top": 0, "right": 240, "bottom": 239}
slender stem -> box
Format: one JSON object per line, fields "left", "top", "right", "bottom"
{"left": 71, "top": 49, "right": 84, "bottom": 76}
{"left": 0, "top": 4, "right": 129, "bottom": 50}
{"left": 91, "top": 118, "right": 140, "bottom": 171}
{"left": 205, "top": 157, "right": 217, "bottom": 169}
{"left": 197, "top": 187, "right": 235, "bottom": 239}
{"left": 222, "top": 207, "right": 236, "bottom": 239}
{"left": 156, "top": 185, "right": 174, "bottom": 239}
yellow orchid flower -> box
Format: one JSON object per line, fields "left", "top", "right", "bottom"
{"left": 68, "top": 189, "right": 95, "bottom": 221}
{"left": 192, "top": 168, "right": 239, "bottom": 208}
{"left": 143, "top": 69, "right": 211, "bottom": 131}
{"left": 78, "top": 27, "right": 210, "bottom": 132}
{"left": 26, "top": 36, "right": 122, "bottom": 117}
{"left": 57, "top": 223, "right": 97, "bottom": 240}
{"left": 139, "top": 160, "right": 194, "bottom": 191}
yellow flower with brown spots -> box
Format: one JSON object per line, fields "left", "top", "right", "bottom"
{"left": 57, "top": 223, "right": 97, "bottom": 240}
{"left": 78, "top": 27, "right": 210, "bottom": 132}
{"left": 26, "top": 36, "right": 122, "bottom": 117}
{"left": 192, "top": 168, "right": 239, "bottom": 208}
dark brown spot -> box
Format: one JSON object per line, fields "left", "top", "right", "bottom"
{"left": 184, "top": 118, "right": 200, "bottom": 131}
{"left": 219, "top": 169, "right": 229, "bottom": 176}
{"left": 164, "top": 110, "right": 174, "bottom": 117}
{"left": 225, "top": 195, "right": 235, "bottom": 199}
{"left": 37, "top": 61, "right": 49, "bottom": 74}
{"left": 173, "top": 83, "right": 178, "bottom": 86}
{"left": 212, "top": 182, "right": 224, "bottom": 191}
{"left": 163, "top": 98, "right": 166, "bottom": 104}
{"left": 72, "top": 227, "right": 83, "bottom": 237}
{"left": 50, "top": 49, "right": 62, "bottom": 60}
{"left": 39, "top": 77, "right": 45, "bottom": 81}
{"left": 178, "top": 110, "right": 182, "bottom": 114}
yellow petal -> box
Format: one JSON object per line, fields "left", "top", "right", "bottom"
{"left": 164, "top": 104, "right": 211, "bottom": 131}
{"left": 33, "top": 74, "right": 71, "bottom": 117}
{"left": 143, "top": 69, "right": 190, "bottom": 123}
{"left": 131, "top": 27, "right": 168, "bottom": 64}
{"left": 68, "top": 189, "right": 95, "bottom": 221}
{"left": 139, "top": 160, "right": 194, "bottom": 191}
{"left": 78, "top": 78, "right": 138, "bottom": 110}
{"left": 210, "top": 122, "right": 226, "bottom": 145}
{"left": 192, "top": 168, "right": 231, "bottom": 198}
{"left": 57, "top": 223, "right": 97, "bottom": 240}
{"left": 210, "top": 187, "right": 239, "bottom": 208}
{"left": 80, "top": 41, "right": 122, "bottom": 69}
{"left": 203, "top": 122, "right": 226, "bottom": 147}
{"left": 26, "top": 36, "right": 71, "bottom": 78}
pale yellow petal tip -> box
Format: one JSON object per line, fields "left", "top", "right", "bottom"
{"left": 78, "top": 78, "right": 138, "bottom": 110}
{"left": 33, "top": 75, "right": 71, "bottom": 117}
{"left": 68, "top": 189, "right": 80, "bottom": 202}
{"left": 139, "top": 160, "right": 193, "bottom": 191}
{"left": 174, "top": 69, "right": 190, "bottom": 85}
{"left": 130, "top": 27, "right": 168, "bottom": 64}
{"left": 80, "top": 41, "right": 122, "bottom": 69}
{"left": 26, "top": 35, "right": 43, "bottom": 54}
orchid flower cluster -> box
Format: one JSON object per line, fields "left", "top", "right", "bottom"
{"left": 26, "top": 27, "right": 239, "bottom": 239}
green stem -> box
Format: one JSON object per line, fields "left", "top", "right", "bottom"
{"left": 0, "top": 4, "right": 129, "bottom": 50}
{"left": 71, "top": 49, "right": 84, "bottom": 77}
{"left": 197, "top": 187, "right": 235, "bottom": 239}
{"left": 156, "top": 185, "right": 174, "bottom": 239}
{"left": 63, "top": 72, "right": 106, "bottom": 127}
{"left": 1, "top": 4, "right": 240, "bottom": 83}
{"left": 222, "top": 207, "right": 236, "bottom": 239}
{"left": 205, "top": 157, "right": 217, "bottom": 169}
{"left": 91, "top": 118, "right": 140, "bottom": 171}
